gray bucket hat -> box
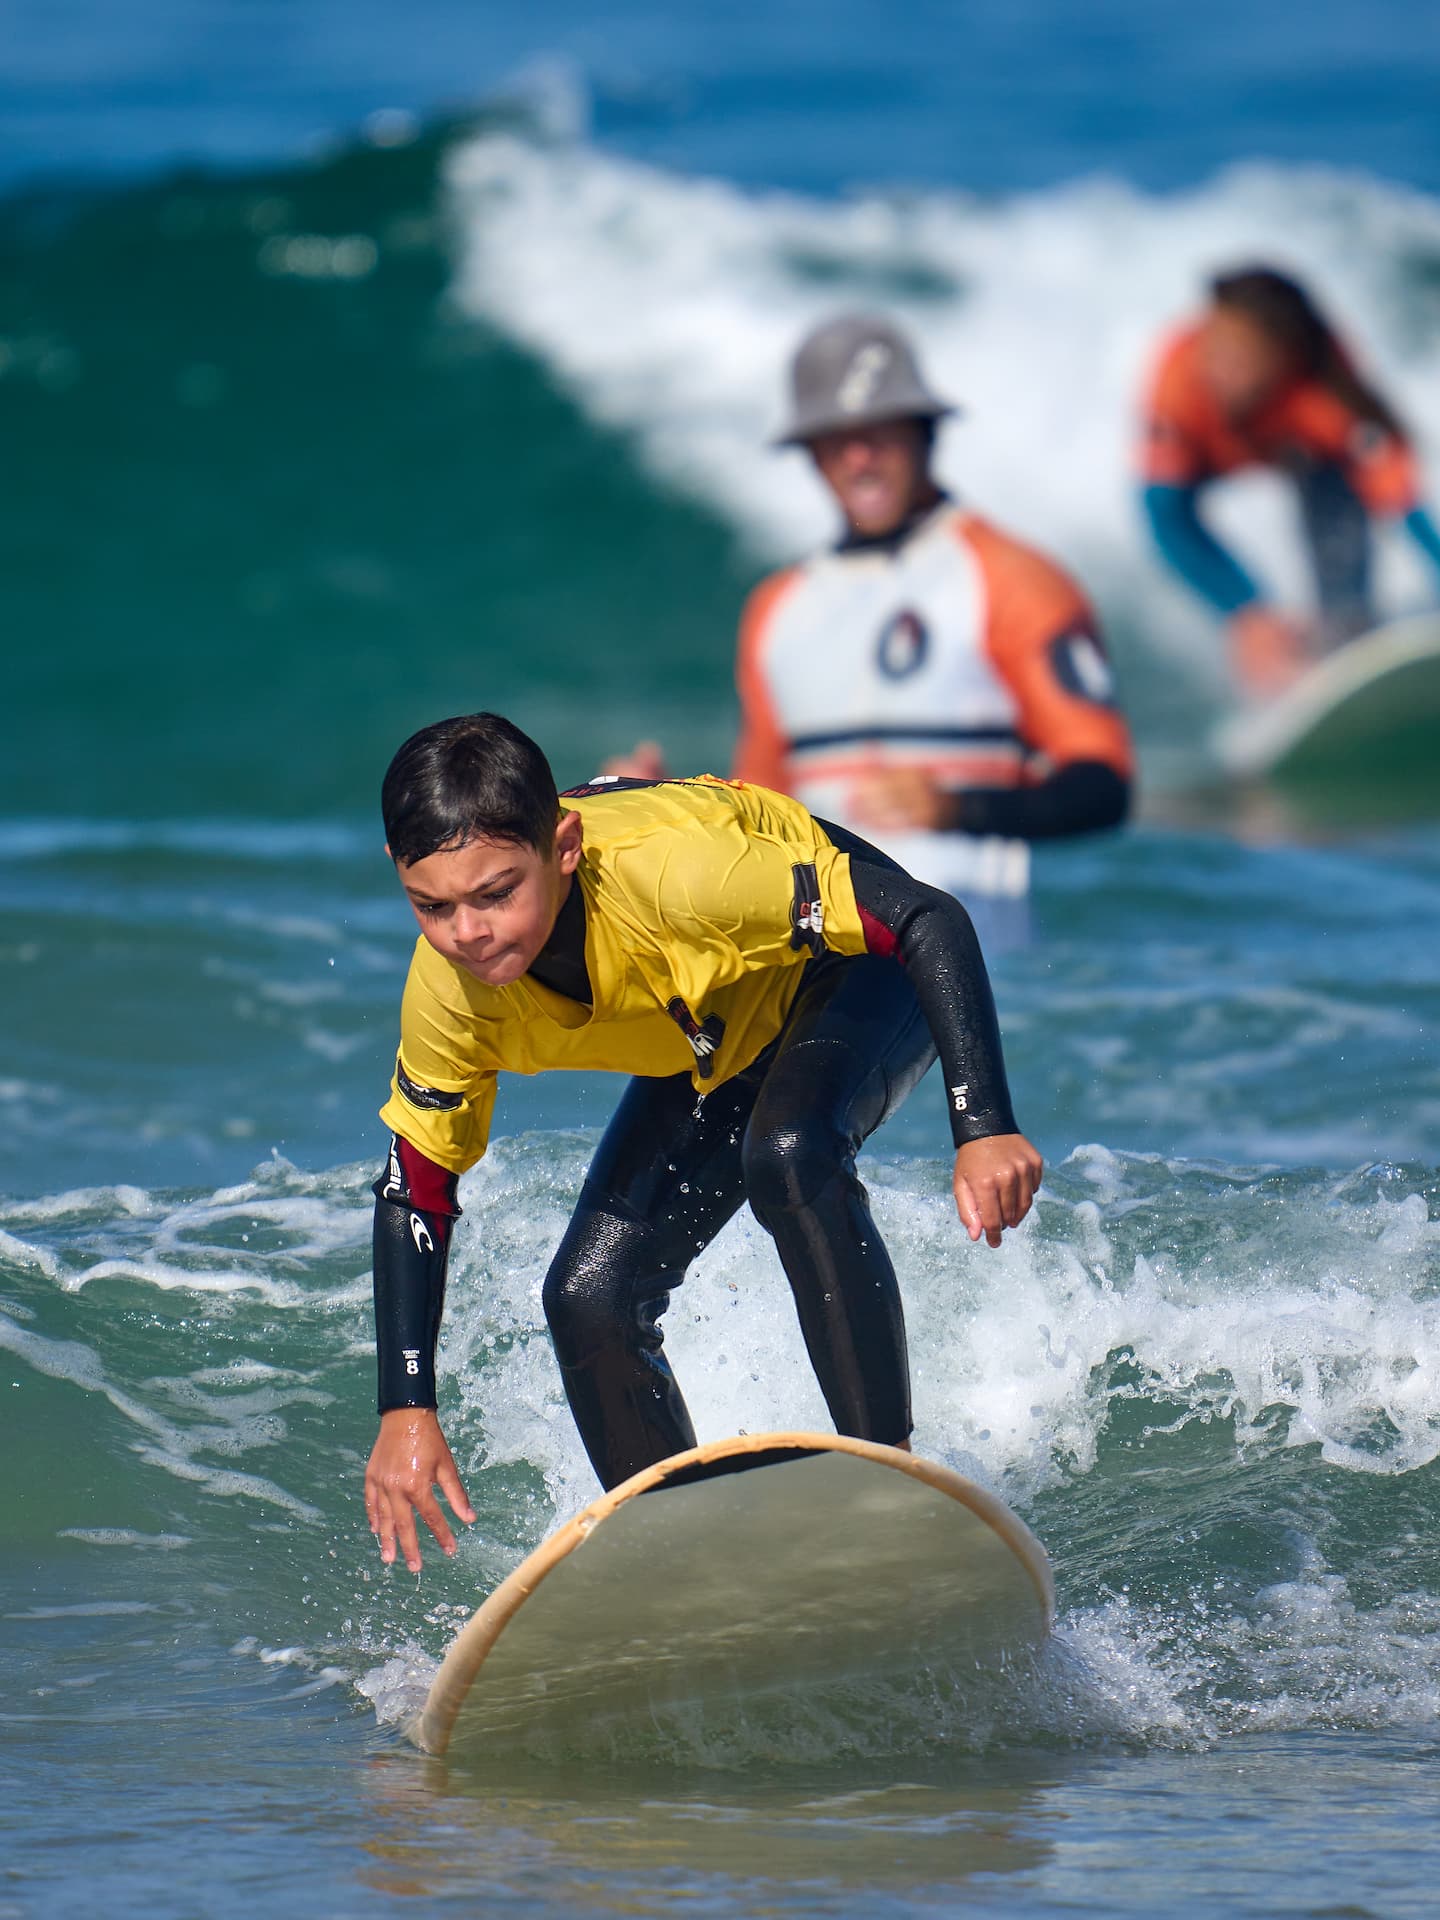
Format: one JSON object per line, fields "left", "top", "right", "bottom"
{"left": 772, "top": 311, "right": 957, "bottom": 447}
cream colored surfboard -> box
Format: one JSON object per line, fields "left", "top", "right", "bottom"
{"left": 412, "top": 1431, "right": 1054, "bottom": 1760}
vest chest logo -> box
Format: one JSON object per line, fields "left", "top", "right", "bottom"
{"left": 666, "top": 997, "right": 726, "bottom": 1078}
{"left": 875, "top": 607, "right": 930, "bottom": 679}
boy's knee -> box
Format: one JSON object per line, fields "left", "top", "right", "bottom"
{"left": 742, "top": 1117, "right": 847, "bottom": 1221}
{"left": 542, "top": 1261, "right": 602, "bottom": 1366}
{"left": 542, "top": 1218, "right": 676, "bottom": 1368}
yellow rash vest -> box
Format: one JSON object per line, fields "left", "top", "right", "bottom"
{"left": 379, "top": 777, "right": 870, "bottom": 1172}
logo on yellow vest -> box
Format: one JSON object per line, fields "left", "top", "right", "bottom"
{"left": 665, "top": 997, "right": 726, "bottom": 1078}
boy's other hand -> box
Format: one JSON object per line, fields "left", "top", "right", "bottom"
{"left": 365, "top": 1408, "right": 475, "bottom": 1573}
{"left": 953, "top": 1134, "right": 1043, "bottom": 1248}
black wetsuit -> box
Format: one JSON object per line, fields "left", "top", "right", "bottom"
{"left": 373, "top": 821, "right": 1017, "bottom": 1490}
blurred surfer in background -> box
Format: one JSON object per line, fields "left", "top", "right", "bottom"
{"left": 613, "top": 313, "right": 1133, "bottom": 930}
{"left": 363, "top": 713, "right": 1043, "bottom": 1570}
{"left": 1140, "top": 265, "right": 1440, "bottom": 694}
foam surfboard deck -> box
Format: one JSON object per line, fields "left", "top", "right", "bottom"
{"left": 412, "top": 1431, "right": 1054, "bottom": 1760}
{"left": 1214, "top": 612, "right": 1440, "bottom": 818}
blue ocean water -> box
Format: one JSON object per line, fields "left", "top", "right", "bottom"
{"left": 4, "top": 4, "right": 1440, "bottom": 1915}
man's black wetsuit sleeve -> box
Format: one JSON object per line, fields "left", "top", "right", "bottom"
{"left": 371, "top": 1135, "right": 461, "bottom": 1414}
{"left": 949, "top": 759, "right": 1130, "bottom": 840}
{"left": 820, "top": 820, "right": 1020, "bottom": 1149}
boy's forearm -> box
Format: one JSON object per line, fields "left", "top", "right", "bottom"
{"left": 371, "top": 1135, "right": 461, "bottom": 1413}
{"left": 843, "top": 844, "right": 1019, "bottom": 1146}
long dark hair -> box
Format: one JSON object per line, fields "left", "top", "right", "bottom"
{"left": 1210, "top": 266, "right": 1404, "bottom": 439}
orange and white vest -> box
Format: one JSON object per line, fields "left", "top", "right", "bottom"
{"left": 733, "top": 503, "right": 1130, "bottom": 899}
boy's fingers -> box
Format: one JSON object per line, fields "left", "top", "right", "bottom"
{"left": 972, "top": 1176, "right": 1006, "bottom": 1248}
{"left": 977, "top": 1176, "right": 1005, "bottom": 1238}
{"left": 393, "top": 1499, "right": 424, "bottom": 1574}
{"left": 414, "top": 1489, "right": 456, "bottom": 1559}
{"left": 438, "top": 1460, "right": 476, "bottom": 1527}
{"left": 374, "top": 1490, "right": 398, "bottom": 1566}
{"left": 954, "top": 1176, "right": 983, "bottom": 1242}
{"left": 991, "top": 1168, "right": 1017, "bottom": 1228}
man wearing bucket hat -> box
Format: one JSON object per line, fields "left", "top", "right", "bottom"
{"left": 730, "top": 312, "right": 1133, "bottom": 916}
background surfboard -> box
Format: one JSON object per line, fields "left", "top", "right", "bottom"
{"left": 1214, "top": 612, "right": 1440, "bottom": 823}
{"left": 413, "top": 1432, "right": 1054, "bottom": 1762}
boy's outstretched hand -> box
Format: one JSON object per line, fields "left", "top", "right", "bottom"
{"left": 953, "top": 1134, "right": 1043, "bottom": 1248}
{"left": 365, "top": 1408, "right": 475, "bottom": 1573}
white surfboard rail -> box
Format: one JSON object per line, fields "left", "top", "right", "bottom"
{"left": 1215, "top": 612, "right": 1440, "bottom": 782}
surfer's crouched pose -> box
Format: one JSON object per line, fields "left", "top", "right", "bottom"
{"left": 365, "top": 712, "right": 1042, "bottom": 1570}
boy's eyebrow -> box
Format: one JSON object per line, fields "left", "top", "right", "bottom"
{"left": 403, "top": 866, "right": 522, "bottom": 902}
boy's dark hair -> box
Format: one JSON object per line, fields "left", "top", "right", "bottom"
{"left": 1210, "top": 265, "right": 1404, "bottom": 440}
{"left": 382, "top": 713, "right": 560, "bottom": 866}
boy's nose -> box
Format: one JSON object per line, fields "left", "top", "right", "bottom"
{"left": 452, "top": 905, "right": 488, "bottom": 948}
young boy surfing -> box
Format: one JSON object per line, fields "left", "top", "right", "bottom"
{"left": 365, "top": 712, "right": 1042, "bottom": 1572}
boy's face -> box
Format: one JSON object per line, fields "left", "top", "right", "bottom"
{"left": 393, "top": 811, "right": 583, "bottom": 987}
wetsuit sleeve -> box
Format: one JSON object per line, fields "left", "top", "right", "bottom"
{"left": 951, "top": 760, "right": 1129, "bottom": 839}
{"left": 1141, "top": 482, "right": 1261, "bottom": 615}
{"left": 372, "top": 1134, "right": 461, "bottom": 1413}
{"left": 822, "top": 821, "right": 1019, "bottom": 1148}
{"left": 732, "top": 569, "right": 800, "bottom": 789}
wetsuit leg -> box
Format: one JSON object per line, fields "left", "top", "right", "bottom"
{"left": 741, "top": 954, "right": 936, "bottom": 1447}
{"left": 1295, "top": 460, "right": 1374, "bottom": 642}
{"left": 542, "top": 1069, "right": 756, "bottom": 1489}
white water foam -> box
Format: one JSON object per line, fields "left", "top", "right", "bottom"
{"left": 0, "top": 1165, "right": 373, "bottom": 1309}
{"left": 8, "top": 1140, "right": 1436, "bottom": 1750}
{"left": 444, "top": 132, "right": 1440, "bottom": 714}
{"left": 344, "top": 1134, "right": 1440, "bottom": 1755}
{"left": 444, "top": 1136, "right": 1440, "bottom": 1519}
{"left": 57, "top": 1528, "right": 193, "bottom": 1549}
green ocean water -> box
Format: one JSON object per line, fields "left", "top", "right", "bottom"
{"left": 0, "top": 121, "right": 747, "bottom": 822}
{"left": 5, "top": 77, "right": 1440, "bottom": 1920}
